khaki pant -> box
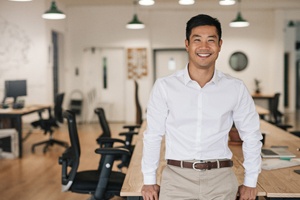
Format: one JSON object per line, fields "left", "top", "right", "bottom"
{"left": 159, "top": 165, "right": 239, "bottom": 200}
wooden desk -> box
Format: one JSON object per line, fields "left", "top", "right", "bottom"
{"left": 229, "top": 120, "right": 300, "bottom": 199}
{"left": 252, "top": 93, "right": 274, "bottom": 117}
{"left": 258, "top": 120, "right": 300, "bottom": 199}
{"left": 256, "top": 105, "right": 270, "bottom": 119}
{"left": 0, "top": 104, "right": 51, "bottom": 158}
{"left": 121, "top": 121, "right": 266, "bottom": 199}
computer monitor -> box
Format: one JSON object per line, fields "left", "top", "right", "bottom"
{"left": 3, "top": 80, "right": 27, "bottom": 106}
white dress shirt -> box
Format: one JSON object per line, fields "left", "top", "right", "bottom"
{"left": 142, "top": 66, "right": 262, "bottom": 188}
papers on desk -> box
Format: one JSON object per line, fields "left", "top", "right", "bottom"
{"left": 262, "top": 158, "right": 300, "bottom": 170}
{"left": 261, "top": 147, "right": 296, "bottom": 158}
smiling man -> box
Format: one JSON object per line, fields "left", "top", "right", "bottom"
{"left": 141, "top": 14, "right": 262, "bottom": 200}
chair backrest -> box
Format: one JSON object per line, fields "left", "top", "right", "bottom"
{"left": 134, "top": 80, "right": 143, "bottom": 125}
{"left": 60, "top": 110, "right": 80, "bottom": 191}
{"left": 94, "top": 108, "right": 111, "bottom": 138}
{"left": 54, "top": 93, "right": 65, "bottom": 123}
{"left": 271, "top": 93, "right": 282, "bottom": 123}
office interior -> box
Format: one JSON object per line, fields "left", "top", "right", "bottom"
{"left": 0, "top": 0, "right": 299, "bottom": 124}
{"left": 0, "top": 0, "right": 300, "bottom": 199}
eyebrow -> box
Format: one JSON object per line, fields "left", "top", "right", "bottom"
{"left": 191, "top": 34, "right": 218, "bottom": 39}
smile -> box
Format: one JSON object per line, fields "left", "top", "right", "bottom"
{"left": 197, "top": 53, "right": 211, "bottom": 57}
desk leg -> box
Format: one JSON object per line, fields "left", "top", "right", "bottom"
{"left": 12, "top": 116, "right": 23, "bottom": 158}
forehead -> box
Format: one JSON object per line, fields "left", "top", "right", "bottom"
{"left": 190, "top": 25, "right": 219, "bottom": 38}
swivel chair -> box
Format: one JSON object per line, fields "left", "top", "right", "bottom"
{"left": 94, "top": 107, "right": 139, "bottom": 170}
{"left": 267, "top": 93, "right": 293, "bottom": 130}
{"left": 59, "top": 110, "right": 130, "bottom": 200}
{"left": 31, "top": 93, "right": 69, "bottom": 153}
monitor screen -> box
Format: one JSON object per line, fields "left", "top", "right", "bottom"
{"left": 4, "top": 80, "right": 27, "bottom": 103}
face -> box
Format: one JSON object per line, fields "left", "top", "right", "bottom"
{"left": 185, "top": 25, "right": 222, "bottom": 70}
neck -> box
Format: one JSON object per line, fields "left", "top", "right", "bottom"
{"left": 188, "top": 65, "right": 215, "bottom": 87}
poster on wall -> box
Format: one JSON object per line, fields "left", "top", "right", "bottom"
{"left": 127, "top": 48, "right": 148, "bottom": 79}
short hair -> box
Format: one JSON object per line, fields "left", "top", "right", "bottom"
{"left": 186, "top": 14, "right": 222, "bottom": 42}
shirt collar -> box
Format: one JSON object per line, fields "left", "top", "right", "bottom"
{"left": 183, "top": 64, "right": 220, "bottom": 86}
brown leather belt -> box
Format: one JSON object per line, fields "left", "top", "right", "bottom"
{"left": 167, "top": 159, "right": 233, "bottom": 171}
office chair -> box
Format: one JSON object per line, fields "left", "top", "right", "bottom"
{"left": 267, "top": 93, "right": 293, "bottom": 131}
{"left": 94, "top": 107, "right": 139, "bottom": 170}
{"left": 59, "top": 110, "right": 130, "bottom": 200}
{"left": 31, "top": 93, "right": 69, "bottom": 153}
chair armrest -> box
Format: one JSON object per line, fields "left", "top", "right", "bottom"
{"left": 119, "top": 131, "right": 139, "bottom": 146}
{"left": 119, "top": 131, "right": 139, "bottom": 137}
{"left": 95, "top": 147, "right": 131, "bottom": 156}
{"left": 123, "top": 124, "right": 141, "bottom": 131}
{"left": 96, "top": 137, "right": 126, "bottom": 147}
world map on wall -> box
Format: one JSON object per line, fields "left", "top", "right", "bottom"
{"left": 0, "top": 16, "right": 31, "bottom": 77}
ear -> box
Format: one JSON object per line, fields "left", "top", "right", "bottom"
{"left": 218, "top": 39, "right": 223, "bottom": 51}
{"left": 185, "top": 39, "right": 189, "bottom": 51}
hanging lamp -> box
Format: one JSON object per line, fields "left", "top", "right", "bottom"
{"left": 178, "top": 0, "right": 195, "bottom": 5}
{"left": 229, "top": 0, "right": 249, "bottom": 27}
{"left": 139, "top": 0, "right": 155, "bottom": 6}
{"left": 288, "top": 21, "right": 295, "bottom": 27}
{"left": 126, "top": 0, "right": 145, "bottom": 29}
{"left": 42, "top": 1, "right": 66, "bottom": 20}
{"left": 219, "top": 0, "right": 235, "bottom": 5}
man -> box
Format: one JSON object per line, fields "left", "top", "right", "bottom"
{"left": 141, "top": 14, "right": 262, "bottom": 200}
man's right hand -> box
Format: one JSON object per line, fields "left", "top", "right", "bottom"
{"left": 141, "top": 184, "right": 160, "bottom": 200}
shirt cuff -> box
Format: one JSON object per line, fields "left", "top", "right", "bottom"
{"left": 143, "top": 174, "right": 157, "bottom": 185}
{"left": 243, "top": 173, "right": 259, "bottom": 188}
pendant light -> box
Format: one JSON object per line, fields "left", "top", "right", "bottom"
{"left": 42, "top": 1, "right": 66, "bottom": 20}
{"left": 219, "top": 0, "right": 235, "bottom": 5}
{"left": 139, "top": 0, "right": 155, "bottom": 6}
{"left": 229, "top": 0, "right": 249, "bottom": 27}
{"left": 179, "top": 0, "right": 195, "bottom": 5}
{"left": 126, "top": 0, "right": 145, "bottom": 29}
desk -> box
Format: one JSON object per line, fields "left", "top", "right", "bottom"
{"left": 252, "top": 93, "right": 274, "bottom": 117}
{"left": 258, "top": 120, "right": 300, "bottom": 199}
{"left": 121, "top": 120, "right": 300, "bottom": 199}
{"left": 120, "top": 122, "right": 266, "bottom": 199}
{"left": 256, "top": 105, "right": 270, "bottom": 119}
{"left": 0, "top": 105, "right": 51, "bottom": 158}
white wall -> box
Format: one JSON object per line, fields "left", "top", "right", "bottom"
{"left": 1, "top": 0, "right": 300, "bottom": 123}
{"left": 0, "top": 0, "right": 66, "bottom": 122}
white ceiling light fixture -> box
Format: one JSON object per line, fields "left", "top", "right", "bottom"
{"left": 229, "top": 0, "right": 249, "bottom": 28}
{"left": 126, "top": 0, "right": 145, "bottom": 30}
{"left": 9, "top": 0, "right": 33, "bottom": 1}
{"left": 139, "top": 0, "right": 155, "bottom": 6}
{"left": 42, "top": 1, "right": 66, "bottom": 20}
{"left": 179, "top": 0, "right": 195, "bottom": 5}
{"left": 219, "top": 0, "right": 235, "bottom": 6}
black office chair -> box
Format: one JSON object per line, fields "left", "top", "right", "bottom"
{"left": 31, "top": 93, "right": 69, "bottom": 153}
{"left": 94, "top": 107, "right": 139, "bottom": 170}
{"left": 267, "top": 93, "right": 293, "bottom": 130}
{"left": 59, "top": 110, "right": 130, "bottom": 200}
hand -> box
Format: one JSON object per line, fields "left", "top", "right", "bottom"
{"left": 237, "top": 185, "right": 257, "bottom": 200}
{"left": 141, "top": 184, "right": 160, "bottom": 200}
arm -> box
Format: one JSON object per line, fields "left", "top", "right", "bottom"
{"left": 141, "top": 79, "right": 168, "bottom": 199}
{"left": 233, "top": 83, "right": 262, "bottom": 188}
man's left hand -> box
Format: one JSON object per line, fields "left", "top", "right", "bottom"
{"left": 237, "top": 185, "right": 257, "bottom": 200}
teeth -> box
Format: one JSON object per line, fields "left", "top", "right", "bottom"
{"left": 198, "top": 53, "right": 210, "bottom": 57}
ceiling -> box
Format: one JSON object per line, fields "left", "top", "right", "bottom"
{"left": 58, "top": 0, "right": 300, "bottom": 10}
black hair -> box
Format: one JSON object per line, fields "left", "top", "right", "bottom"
{"left": 186, "top": 14, "right": 222, "bottom": 42}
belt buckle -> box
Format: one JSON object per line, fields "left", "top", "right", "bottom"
{"left": 192, "top": 160, "right": 206, "bottom": 171}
